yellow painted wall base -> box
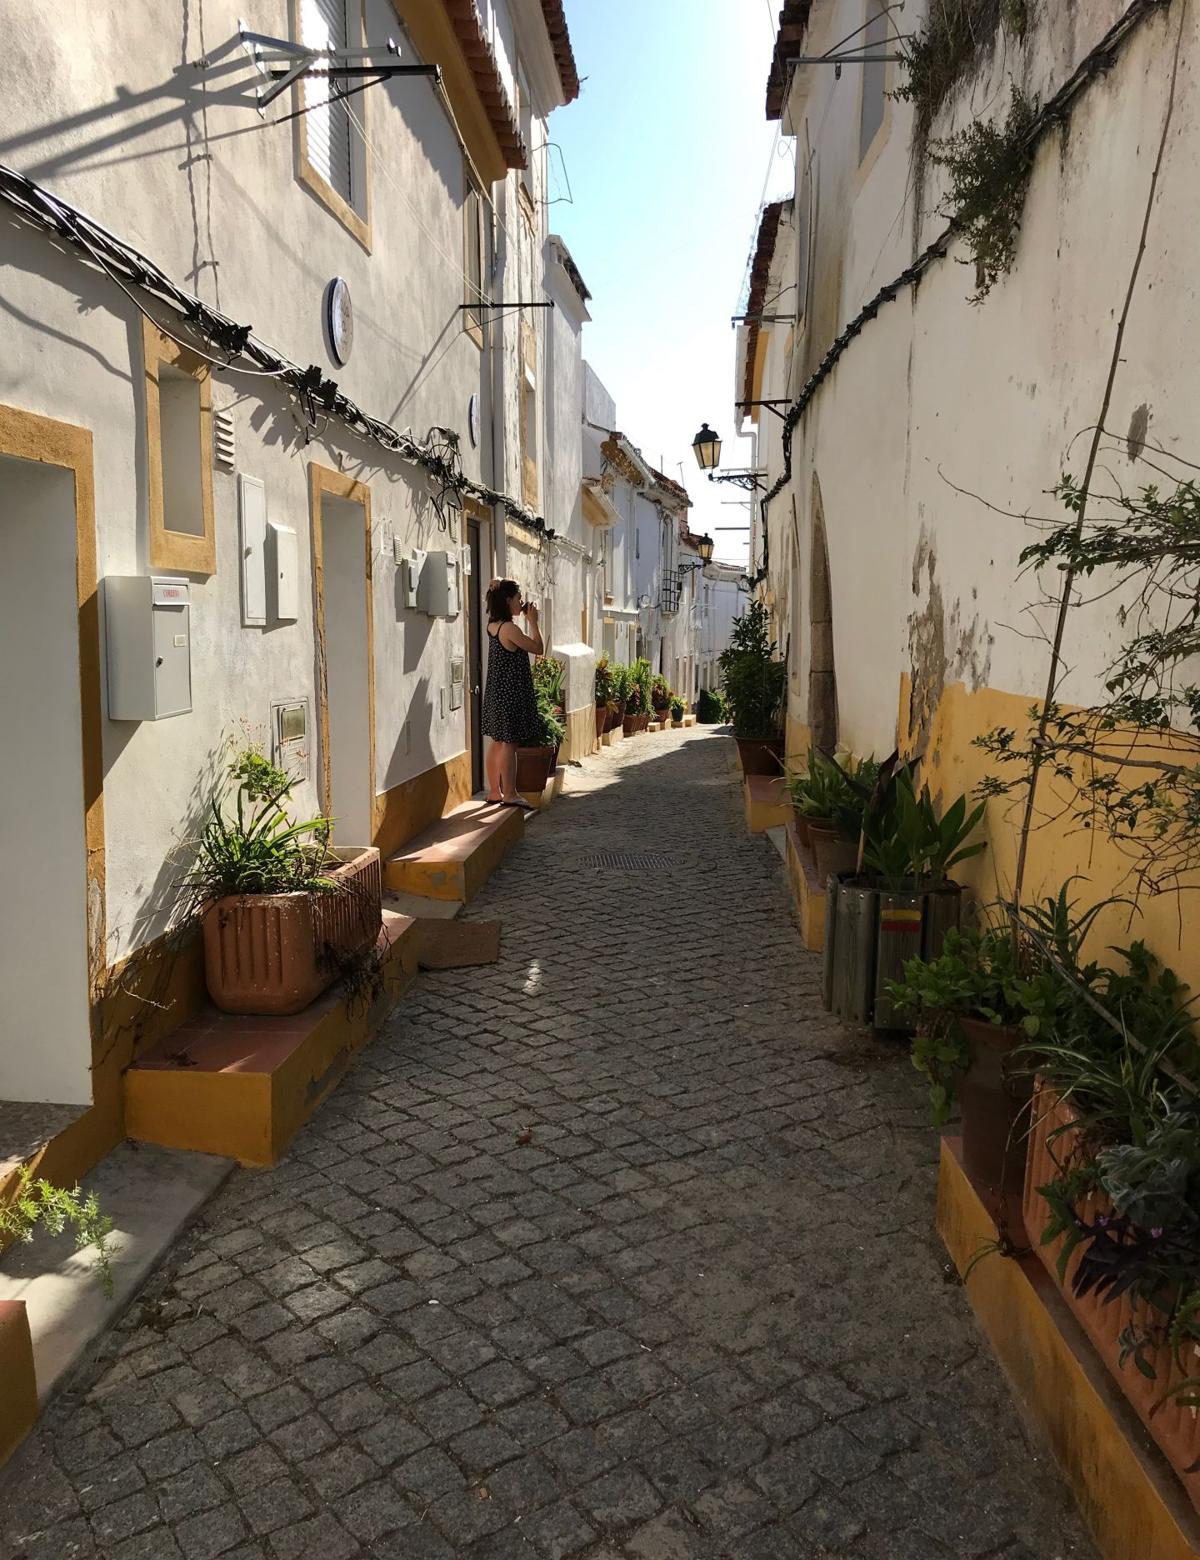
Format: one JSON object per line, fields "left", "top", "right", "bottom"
{"left": 785, "top": 714, "right": 811, "bottom": 773}
{"left": 784, "top": 822, "right": 826, "bottom": 951}
{"left": 0, "top": 1302, "right": 37, "bottom": 1469}
{"left": 937, "top": 1137, "right": 1200, "bottom": 1560}
{"left": 560, "top": 705, "right": 595, "bottom": 764}
{"left": 602, "top": 727, "right": 621, "bottom": 747}
{"left": 744, "top": 775, "right": 792, "bottom": 833}
{"left": 125, "top": 915, "right": 418, "bottom": 1168}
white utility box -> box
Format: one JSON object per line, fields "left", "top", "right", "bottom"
{"left": 404, "top": 548, "right": 427, "bottom": 610}
{"left": 419, "top": 549, "right": 461, "bottom": 618}
{"left": 105, "top": 575, "right": 193, "bottom": 721}
{"left": 268, "top": 522, "right": 299, "bottom": 621}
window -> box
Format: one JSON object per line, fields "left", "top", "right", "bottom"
{"left": 859, "top": 0, "right": 888, "bottom": 163}
{"left": 464, "top": 175, "right": 490, "bottom": 344}
{"left": 143, "top": 319, "right": 215, "bottom": 575}
{"left": 520, "top": 318, "right": 538, "bottom": 507}
{"left": 517, "top": 69, "right": 534, "bottom": 202}
{"left": 295, "top": 0, "right": 370, "bottom": 246}
{"left": 796, "top": 168, "right": 812, "bottom": 322}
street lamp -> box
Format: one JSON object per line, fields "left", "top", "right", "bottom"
{"left": 697, "top": 533, "right": 714, "bottom": 564}
{"left": 691, "top": 423, "right": 721, "bottom": 472}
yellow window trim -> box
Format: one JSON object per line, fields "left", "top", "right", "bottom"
{"left": 292, "top": 0, "right": 373, "bottom": 253}
{"left": 142, "top": 318, "right": 216, "bottom": 577}
{"left": 463, "top": 175, "right": 484, "bottom": 349}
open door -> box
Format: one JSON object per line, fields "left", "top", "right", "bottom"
{"left": 312, "top": 467, "right": 375, "bottom": 847}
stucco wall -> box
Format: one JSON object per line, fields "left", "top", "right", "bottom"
{"left": 763, "top": 0, "right": 1200, "bottom": 971}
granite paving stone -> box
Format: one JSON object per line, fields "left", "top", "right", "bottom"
{"left": 0, "top": 729, "right": 1096, "bottom": 1558}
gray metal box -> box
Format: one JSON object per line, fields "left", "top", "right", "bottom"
{"left": 418, "top": 549, "right": 460, "bottom": 618}
{"left": 104, "top": 575, "right": 193, "bottom": 721}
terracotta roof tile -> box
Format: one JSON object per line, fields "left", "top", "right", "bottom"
{"left": 741, "top": 202, "right": 785, "bottom": 414}
{"left": 766, "top": 0, "right": 814, "bottom": 121}
{"left": 540, "top": 0, "right": 580, "bottom": 104}
{"left": 444, "top": 0, "right": 527, "bottom": 169}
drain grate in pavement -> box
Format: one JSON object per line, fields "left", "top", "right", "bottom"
{"left": 576, "top": 852, "right": 674, "bottom": 870}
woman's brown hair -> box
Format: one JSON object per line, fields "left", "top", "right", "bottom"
{"left": 486, "top": 578, "right": 520, "bottom": 623}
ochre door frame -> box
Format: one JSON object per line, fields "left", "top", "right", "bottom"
{"left": 308, "top": 463, "right": 377, "bottom": 840}
{"left": 0, "top": 405, "right": 105, "bottom": 1005}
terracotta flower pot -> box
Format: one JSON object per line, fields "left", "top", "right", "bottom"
{"left": 595, "top": 706, "right": 607, "bottom": 740}
{"left": 735, "top": 737, "right": 784, "bottom": 775}
{"left": 808, "top": 823, "right": 858, "bottom": 881}
{"left": 202, "top": 847, "right": 382, "bottom": 1016}
{"left": 1024, "top": 1082, "right": 1200, "bottom": 1513}
{"left": 516, "top": 744, "right": 555, "bottom": 792}
{"left": 956, "top": 1016, "right": 1030, "bottom": 1228}
{"left": 794, "top": 812, "right": 829, "bottom": 851}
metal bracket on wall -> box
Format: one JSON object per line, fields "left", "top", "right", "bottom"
{"left": 237, "top": 26, "right": 439, "bottom": 112}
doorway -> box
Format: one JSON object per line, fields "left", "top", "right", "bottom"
{"left": 0, "top": 452, "right": 93, "bottom": 1104}
{"left": 312, "top": 468, "right": 374, "bottom": 848}
{"left": 810, "top": 474, "right": 838, "bottom": 754}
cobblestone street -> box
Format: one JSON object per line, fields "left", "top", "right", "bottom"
{"left": 1, "top": 728, "right": 1095, "bottom": 1560}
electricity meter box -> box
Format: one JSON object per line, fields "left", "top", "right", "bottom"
{"left": 104, "top": 575, "right": 193, "bottom": 721}
{"left": 419, "top": 549, "right": 461, "bottom": 618}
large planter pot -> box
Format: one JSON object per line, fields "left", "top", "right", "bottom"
{"left": 734, "top": 737, "right": 784, "bottom": 776}
{"left": 605, "top": 700, "right": 626, "bottom": 734}
{"left": 623, "top": 713, "right": 650, "bottom": 735}
{"left": 807, "top": 823, "right": 858, "bottom": 882}
{"left": 516, "top": 744, "right": 555, "bottom": 792}
{"left": 595, "top": 706, "right": 607, "bottom": 741}
{"left": 822, "top": 877, "right": 962, "bottom": 1028}
{"left": 793, "top": 812, "right": 829, "bottom": 851}
{"left": 1025, "top": 1083, "right": 1200, "bottom": 1513}
{"left": 202, "top": 847, "right": 382, "bottom": 1016}
{"left": 956, "top": 1017, "right": 1030, "bottom": 1227}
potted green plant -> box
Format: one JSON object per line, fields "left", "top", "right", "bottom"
{"left": 651, "top": 673, "right": 671, "bottom": 724}
{"left": 624, "top": 658, "right": 655, "bottom": 735}
{"left": 696, "top": 687, "right": 726, "bottom": 725}
{"left": 516, "top": 694, "right": 566, "bottom": 794}
{"left": 670, "top": 695, "right": 686, "bottom": 727}
{"left": 1018, "top": 941, "right": 1200, "bottom": 1510}
{"left": 187, "top": 749, "right": 382, "bottom": 1016}
{"left": 595, "top": 657, "right": 616, "bottom": 741}
{"left": 822, "top": 763, "right": 986, "bottom": 1029}
{"left": 607, "top": 662, "right": 630, "bottom": 732}
{"left": 718, "top": 601, "right": 785, "bottom": 773}
{"left": 532, "top": 656, "right": 566, "bottom": 767}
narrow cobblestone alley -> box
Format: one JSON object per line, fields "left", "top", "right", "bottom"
{"left": 1, "top": 729, "right": 1095, "bottom": 1560}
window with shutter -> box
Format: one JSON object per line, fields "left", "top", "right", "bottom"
{"left": 302, "top": 0, "right": 354, "bottom": 204}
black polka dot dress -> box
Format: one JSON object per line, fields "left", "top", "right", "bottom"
{"left": 481, "top": 622, "right": 540, "bottom": 745}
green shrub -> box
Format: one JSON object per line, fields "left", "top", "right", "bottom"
{"left": 696, "top": 688, "right": 727, "bottom": 723}
{"left": 718, "top": 602, "right": 785, "bottom": 740}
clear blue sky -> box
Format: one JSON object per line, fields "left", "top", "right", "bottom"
{"left": 552, "top": 0, "right": 794, "bottom": 564}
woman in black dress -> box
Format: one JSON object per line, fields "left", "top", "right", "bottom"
{"left": 481, "top": 578, "right": 544, "bottom": 806}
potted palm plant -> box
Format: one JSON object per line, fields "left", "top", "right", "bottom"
{"left": 670, "top": 695, "right": 686, "bottom": 727}
{"left": 651, "top": 673, "right": 671, "bottom": 724}
{"left": 624, "top": 659, "right": 654, "bottom": 735}
{"left": 718, "top": 602, "right": 785, "bottom": 773}
{"left": 187, "top": 749, "right": 381, "bottom": 1016}
{"left": 532, "top": 655, "right": 566, "bottom": 767}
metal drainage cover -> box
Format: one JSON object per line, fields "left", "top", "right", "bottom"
{"left": 577, "top": 853, "right": 673, "bottom": 871}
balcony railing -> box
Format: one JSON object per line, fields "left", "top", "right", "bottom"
{"left": 658, "top": 571, "right": 681, "bottom": 614}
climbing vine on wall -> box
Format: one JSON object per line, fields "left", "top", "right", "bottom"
{"left": 894, "top": 0, "right": 1031, "bottom": 136}
{"left": 930, "top": 85, "right": 1038, "bottom": 302}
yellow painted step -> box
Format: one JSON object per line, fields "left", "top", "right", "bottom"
{"left": 383, "top": 799, "right": 523, "bottom": 903}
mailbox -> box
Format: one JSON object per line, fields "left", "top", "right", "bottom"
{"left": 105, "top": 575, "right": 193, "bottom": 720}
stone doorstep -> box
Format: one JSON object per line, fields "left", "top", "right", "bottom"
{"left": 383, "top": 797, "right": 524, "bottom": 903}
{"left": 0, "top": 1142, "right": 232, "bottom": 1425}
{"left": 938, "top": 1138, "right": 1200, "bottom": 1560}
{"left": 743, "top": 774, "right": 792, "bottom": 834}
{"left": 125, "top": 912, "right": 418, "bottom": 1168}
{"left": 784, "top": 820, "right": 827, "bottom": 952}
